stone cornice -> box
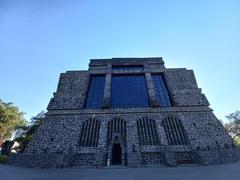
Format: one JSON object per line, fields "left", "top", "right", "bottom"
{"left": 46, "top": 106, "right": 212, "bottom": 115}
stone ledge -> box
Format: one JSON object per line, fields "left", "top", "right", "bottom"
{"left": 46, "top": 106, "right": 212, "bottom": 115}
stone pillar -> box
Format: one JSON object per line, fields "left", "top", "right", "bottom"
{"left": 103, "top": 73, "right": 112, "bottom": 108}
{"left": 125, "top": 119, "right": 142, "bottom": 167}
{"left": 103, "top": 63, "right": 112, "bottom": 108}
{"left": 126, "top": 120, "right": 133, "bottom": 166}
{"left": 145, "top": 72, "right": 160, "bottom": 107}
{"left": 96, "top": 119, "right": 108, "bottom": 167}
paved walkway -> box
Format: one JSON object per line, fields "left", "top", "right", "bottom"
{"left": 1, "top": 162, "right": 240, "bottom": 180}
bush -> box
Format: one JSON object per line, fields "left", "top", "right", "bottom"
{"left": 0, "top": 155, "right": 8, "bottom": 164}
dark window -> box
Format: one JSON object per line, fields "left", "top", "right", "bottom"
{"left": 137, "top": 117, "right": 160, "bottom": 146}
{"left": 85, "top": 75, "right": 105, "bottom": 109}
{"left": 78, "top": 118, "right": 100, "bottom": 147}
{"left": 152, "top": 74, "right": 171, "bottom": 106}
{"left": 162, "top": 117, "right": 189, "bottom": 145}
{"left": 111, "top": 75, "right": 149, "bottom": 108}
{"left": 112, "top": 65, "right": 143, "bottom": 71}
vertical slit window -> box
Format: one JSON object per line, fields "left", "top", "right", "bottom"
{"left": 137, "top": 118, "right": 160, "bottom": 146}
{"left": 78, "top": 118, "right": 100, "bottom": 147}
{"left": 162, "top": 117, "right": 189, "bottom": 145}
{"left": 107, "top": 118, "right": 126, "bottom": 145}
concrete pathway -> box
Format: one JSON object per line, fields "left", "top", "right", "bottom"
{"left": 1, "top": 162, "right": 240, "bottom": 180}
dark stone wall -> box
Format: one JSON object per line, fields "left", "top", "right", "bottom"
{"left": 9, "top": 58, "right": 239, "bottom": 168}
{"left": 164, "top": 69, "right": 209, "bottom": 106}
{"left": 22, "top": 109, "right": 238, "bottom": 167}
{"left": 47, "top": 71, "right": 89, "bottom": 110}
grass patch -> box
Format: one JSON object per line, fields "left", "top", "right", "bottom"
{"left": 0, "top": 155, "right": 8, "bottom": 164}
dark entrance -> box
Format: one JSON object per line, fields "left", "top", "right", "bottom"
{"left": 112, "top": 143, "right": 122, "bottom": 165}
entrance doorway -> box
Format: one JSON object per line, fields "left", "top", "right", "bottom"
{"left": 112, "top": 143, "right": 122, "bottom": 165}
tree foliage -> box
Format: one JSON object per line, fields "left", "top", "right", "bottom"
{"left": 0, "top": 99, "right": 27, "bottom": 145}
{"left": 224, "top": 110, "right": 240, "bottom": 140}
{"left": 14, "top": 111, "right": 45, "bottom": 152}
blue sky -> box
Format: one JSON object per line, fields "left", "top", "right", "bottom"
{"left": 0, "top": 0, "right": 239, "bottom": 122}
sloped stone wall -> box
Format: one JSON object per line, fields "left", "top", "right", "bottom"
{"left": 47, "top": 71, "right": 89, "bottom": 110}
{"left": 9, "top": 58, "right": 239, "bottom": 168}
{"left": 20, "top": 109, "right": 239, "bottom": 168}
{"left": 164, "top": 69, "right": 209, "bottom": 106}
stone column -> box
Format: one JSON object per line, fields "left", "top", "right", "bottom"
{"left": 96, "top": 119, "right": 108, "bottom": 167}
{"left": 126, "top": 120, "right": 142, "bottom": 167}
{"left": 103, "top": 63, "right": 112, "bottom": 108}
{"left": 145, "top": 72, "right": 160, "bottom": 107}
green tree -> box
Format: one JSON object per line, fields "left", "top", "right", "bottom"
{"left": 14, "top": 111, "right": 45, "bottom": 152}
{"left": 224, "top": 110, "right": 240, "bottom": 140}
{"left": 0, "top": 99, "right": 27, "bottom": 145}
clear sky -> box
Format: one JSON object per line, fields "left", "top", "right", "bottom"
{"left": 0, "top": 0, "right": 239, "bottom": 122}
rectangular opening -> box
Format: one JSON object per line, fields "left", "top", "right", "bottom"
{"left": 112, "top": 65, "right": 144, "bottom": 71}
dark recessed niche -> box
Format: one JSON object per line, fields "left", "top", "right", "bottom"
{"left": 112, "top": 65, "right": 144, "bottom": 70}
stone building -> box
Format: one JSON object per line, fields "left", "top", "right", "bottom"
{"left": 9, "top": 57, "right": 239, "bottom": 168}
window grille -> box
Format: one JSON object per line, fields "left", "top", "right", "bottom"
{"left": 79, "top": 118, "right": 100, "bottom": 147}
{"left": 137, "top": 117, "right": 160, "bottom": 146}
{"left": 107, "top": 118, "right": 126, "bottom": 145}
{"left": 162, "top": 117, "right": 189, "bottom": 145}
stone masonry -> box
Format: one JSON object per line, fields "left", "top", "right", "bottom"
{"left": 9, "top": 57, "right": 239, "bottom": 168}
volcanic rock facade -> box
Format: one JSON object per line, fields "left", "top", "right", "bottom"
{"left": 9, "top": 58, "right": 239, "bottom": 168}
